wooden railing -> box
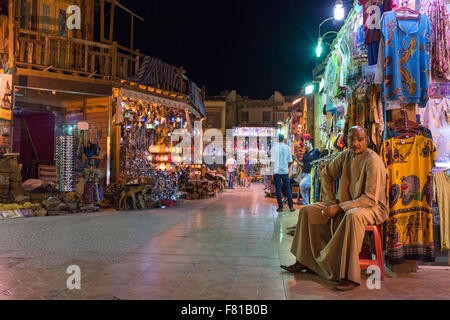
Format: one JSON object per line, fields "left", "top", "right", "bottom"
{"left": 15, "top": 29, "right": 190, "bottom": 98}
{"left": 16, "top": 29, "right": 143, "bottom": 81}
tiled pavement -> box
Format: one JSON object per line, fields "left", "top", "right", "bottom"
{"left": 0, "top": 184, "right": 449, "bottom": 300}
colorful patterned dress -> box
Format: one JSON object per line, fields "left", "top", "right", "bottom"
{"left": 380, "top": 135, "right": 437, "bottom": 264}
{"left": 420, "top": 0, "right": 450, "bottom": 82}
{"left": 380, "top": 11, "right": 432, "bottom": 107}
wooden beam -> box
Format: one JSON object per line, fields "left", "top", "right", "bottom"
{"left": 8, "top": 0, "right": 15, "bottom": 70}
{"left": 130, "top": 15, "right": 134, "bottom": 51}
{"left": 106, "top": 0, "right": 144, "bottom": 21}
{"left": 100, "top": 0, "right": 105, "bottom": 42}
{"left": 109, "top": 1, "right": 116, "bottom": 42}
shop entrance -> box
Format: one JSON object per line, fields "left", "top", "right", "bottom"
{"left": 11, "top": 86, "right": 112, "bottom": 186}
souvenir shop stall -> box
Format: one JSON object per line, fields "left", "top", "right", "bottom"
{"left": 290, "top": 97, "right": 310, "bottom": 161}
{"left": 111, "top": 91, "right": 188, "bottom": 210}
{"left": 110, "top": 89, "right": 225, "bottom": 208}
{"left": 0, "top": 82, "right": 112, "bottom": 220}
{"left": 311, "top": 0, "right": 450, "bottom": 268}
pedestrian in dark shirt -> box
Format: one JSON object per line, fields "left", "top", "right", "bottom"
{"left": 299, "top": 139, "right": 320, "bottom": 205}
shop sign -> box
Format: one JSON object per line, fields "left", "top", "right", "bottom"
{"left": 77, "top": 121, "right": 89, "bottom": 130}
{"left": 232, "top": 127, "right": 276, "bottom": 137}
{"left": 0, "top": 74, "right": 12, "bottom": 110}
{"left": 0, "top": 108, "right": 11, "bottom": 121}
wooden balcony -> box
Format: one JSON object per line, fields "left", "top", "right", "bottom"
{"left": 15, "top": 28, "right": 144, "bottom": 82}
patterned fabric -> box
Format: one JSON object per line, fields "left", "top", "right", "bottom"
{"left": 343, "top": 83, "right": 384, "bottom": 150}
{"left": 359, "top": 0, "right": 397, "bottom": 45}
{"left": 420, "top": 0, "right": 450, "bottom": 82}
{"left": 133, "top": 56, "right": 182, "bottom": 92}
{"left": 433, "top": 170, "right": 450, "bottom": 250}
{"left": 386, "top": 125, "right": 433, "bottom": 140}
{"left": 380, "top": 12, "right": 432, "bottom": 107}
{"left": 380, "top": 135, "right": 437, "bottom": 264}
{"left": 418, "top": 97, "right": 450, "bottom": 161}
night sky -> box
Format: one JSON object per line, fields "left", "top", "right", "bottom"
{"left": 117, "top": 0, "right": 346, "bottom": 99}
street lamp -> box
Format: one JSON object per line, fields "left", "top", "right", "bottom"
{"left": 305, "top": 84, "right": 315, "bottom": 95}
{"left": 316, "top": 37, "right": 323, "bottom": 58}
{"left": 334, "top": 0, "right": 345, "bottom": 21}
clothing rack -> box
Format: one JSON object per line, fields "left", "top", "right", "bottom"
{"left": 311, "top": 151, "right": 342, "bottom": 167}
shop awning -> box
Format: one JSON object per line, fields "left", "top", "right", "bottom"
{"left": 17, "top": 75, "right": 113, "bottom": 97}
{"left": 116, "top": 88, "right": 202, "bottom": 123}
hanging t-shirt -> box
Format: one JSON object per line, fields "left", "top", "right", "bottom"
{"left": 433, "top": 170, "right": 450, "bottom": 250}
{"left": 380, "top": 135, "right": 437, "bottom": 264}
{"left": 418, "top": 97, "right": 450, "bottom": 162}
{"left": 380, "top": 11, "right": 432, "bottom": 107}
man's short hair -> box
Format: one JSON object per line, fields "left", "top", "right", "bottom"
{"left": 278, "top": 134, "right": 285, "bottom": 142}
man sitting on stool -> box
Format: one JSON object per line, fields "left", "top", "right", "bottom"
{"left": 280, "top": 126, "right": 388, "bottom": 291}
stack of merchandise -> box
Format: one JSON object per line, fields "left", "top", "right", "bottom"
{"left": 56, "top": 135, "right": 77, "bottom": 192}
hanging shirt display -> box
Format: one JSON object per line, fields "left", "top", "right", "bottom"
{"left": 380, "top": 11, "right": 432, "bottom": 107}
{"left": 343, "top": 83, "right": 384, "bottom": 150}
{"left": 380, "top": 135, "right": 437, "bottom": 264}
{"left": 420, "top": 0, "right": 450, "bottom": 82}
{"left": 419, "top": 97, "right": 450, "bottom": 162}
{"left": 433, "top": 170, "right": 450, "bottom": 250}
{"left": 359, "top": 0, "right": 397, "bottom": 65}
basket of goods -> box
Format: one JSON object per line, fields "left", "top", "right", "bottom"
{"left": 44, "top": 197, "right": 62, "bottom": 216}
{"left": 31, "top": 203, "right": 47, "bottom": 217}
{"left": 0, "top": 175, "right": 10, "bottom": 198}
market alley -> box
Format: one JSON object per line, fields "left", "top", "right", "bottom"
{"left": 0, "top": 184, "right": 448, "bottom": 300}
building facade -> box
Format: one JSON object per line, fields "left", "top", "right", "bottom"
{"left": 205, "top": 90, "right": 299, "bottom": 132}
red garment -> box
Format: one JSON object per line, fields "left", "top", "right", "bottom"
{"left": 359, "top": 0, "right": 397, "bottom": 44}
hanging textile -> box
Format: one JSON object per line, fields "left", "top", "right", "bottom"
{"left": 132, "top": 55, "right": 182, "bottom": 92}
{"left": 420, "top": 0, "right": 450, "bottom": 82}
{"left": 379, "top": 11, "right": 432, "bottom": 107}
{"left": 187, "top": 80, "right": 206, "bottom": 118}
{"left": 380, "top": 135, "right": 437, "bottom": 264}
{"left": 433, "top": 170, "right": 450, "bottom": 250}
{"left": 310, "top": 152, "right": 342, "bottom": 204}
{"left": 359, "top": 0, "right": 398, "bottom": 65}
{"left": 418, "top": 97, "right": 450, "bottom": 162}
{"left": 343, "top": 83, "right": 384, "bottom": 150}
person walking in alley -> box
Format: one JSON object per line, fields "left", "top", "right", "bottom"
{"left": 280, "top": 126, "right": 388, "bottom": 291}
{"left": 271, "top": 134, "right": 295, "bottom": 212}
{"left": 298, "top": 139, "right": 321, "bottom": 206}
{"left": 226, "top": 156, "right": 237, "bottom": 189}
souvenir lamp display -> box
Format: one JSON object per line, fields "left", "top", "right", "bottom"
{"left": 111, "top": 98, "right": 188, "bottom": 210}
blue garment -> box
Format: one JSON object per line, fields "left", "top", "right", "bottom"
{"left": 228, "top": 171, "right": 235, "bottom": 189}
{"left": 271, "top": 143, "right": 293, "bottom": 175}
{"left": 274, "top": 174, "right": 293, "bottom": 209}
{"left": 368, "top": 41, "right": 380, "bottom": 66}
{"left": 300, "top": 173, "right": 312, "bottom": 206}
{"left": 381, "top": 12, "right": 432, "bottom": 107}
